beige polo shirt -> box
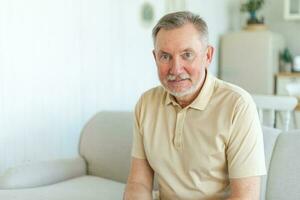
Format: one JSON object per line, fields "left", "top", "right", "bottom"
{"left": 132, "top": 72, "right": 266, "bottom": 200}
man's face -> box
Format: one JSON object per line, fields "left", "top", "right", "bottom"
{"left": 153, "top": 23, "right": 213, "bottom": 98}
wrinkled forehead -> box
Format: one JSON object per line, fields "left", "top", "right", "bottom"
{"left": 154, "top": 25, "right": 204, "bottom": 53}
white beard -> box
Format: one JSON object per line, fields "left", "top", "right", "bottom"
{"left": 161, "top": 72, "right": 204, "bottom": 98}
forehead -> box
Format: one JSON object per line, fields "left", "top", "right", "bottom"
{"left": 155, "top": 23, "right": 203, "bottom": 52}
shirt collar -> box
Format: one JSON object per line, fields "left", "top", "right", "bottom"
{"left": 164, "top": 71, "right": 215, "bottom": 110}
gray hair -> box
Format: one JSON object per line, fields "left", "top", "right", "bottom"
{"left": 152, "top": 11, "right": 209, "bottom": 47}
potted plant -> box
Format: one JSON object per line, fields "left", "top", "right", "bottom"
{"left": 241, "top": 0, "right": 265, "bottom": 24}
{"left": 280, "top": 48, "right": 293, "bottom": 72}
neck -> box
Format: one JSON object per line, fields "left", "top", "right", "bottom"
{"left": 175, "top": 72, "right": 207, "bottom": 108}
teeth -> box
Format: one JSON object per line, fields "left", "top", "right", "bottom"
{"left": 170, "top": 79, "right": 185, "bottom": 82}
{"left": 167, "top": 74, "right": 190, "bottom": 81}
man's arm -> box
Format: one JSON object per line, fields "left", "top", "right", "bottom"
{"left": 123, "top": 158, "right": 154, "bottom": 200}
{"left": 226, "top": 176, "right": 260, "bottom": 200}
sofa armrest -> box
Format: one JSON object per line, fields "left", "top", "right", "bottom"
{"left": 0, "top": 156, "right": 87, "bottom": 189}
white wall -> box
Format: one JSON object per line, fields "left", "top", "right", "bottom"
{"left": 187, "top": 0, "right": 232, "bottom": 75}
{"left": 0, "top": 0, "right": 231, "bottom": 174}
{"left": 224, "top": 0, "right": 300, "bottom": 57}
{"left": 0, "top": 0, "right": 82, "bottom": 174}
{"left": 263, "top": 0, "right": 300, "bottom": 56}
{"left": 80, "top": 0, "right": 159, "bottom": 124}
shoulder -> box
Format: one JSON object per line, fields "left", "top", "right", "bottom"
{"left": 134, "top": 86, "right": 166, "bottom": 123}
{"left": 141, "top": 86, "right": 166, "bottom": 101}
{"left": 213, "top": 78, "right": 258, "bottom": 126}
{"left": 135, "top": 86, "right": 166, "bottom": 111}
{"left": 213, "top": 77, "right": 255, "bottom": 107}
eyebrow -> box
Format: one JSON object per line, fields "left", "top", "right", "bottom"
{"left": 158, "top": 48, "right": 194, "bottom": 54}
{"left": 158, "top": 50, "right": 170, "bottom": 54}
{"left": 181, "top": 48, "right": 195, "bottom": 52}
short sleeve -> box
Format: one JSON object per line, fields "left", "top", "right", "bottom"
{"left": 131, "top": 96, "right": 147, "bottom": 159}
{"left": 226, "top": 96, "right": 267, "bottom": 178}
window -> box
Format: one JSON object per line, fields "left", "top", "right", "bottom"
{"left": 284, "top": 0, "right": 300, "bottom": 20}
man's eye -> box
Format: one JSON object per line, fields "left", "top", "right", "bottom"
{"left": 182, "top": 52, "right": 194, "bottom": 60}
{"left": 160, "top": 54, "right": 170, "bottom": 61}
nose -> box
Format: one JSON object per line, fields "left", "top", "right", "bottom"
{"left": 169, "top": 56, "right": 184, "bottom": 75}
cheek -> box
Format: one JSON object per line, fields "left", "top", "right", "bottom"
{"left": 188, "top": 60, "right": 205, "bottom": 77}
{"left": 185, "top": 65, "right": 199, "bottom": 77}
{"left": 157, "top": 65, "right": 170, "bottom": 78}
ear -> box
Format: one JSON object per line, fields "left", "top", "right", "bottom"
{"left": 206, "top": 45, "right": 214, "bottom": 63}
{"left": 152, "top": 49, "right": 156, "bottom": 60}
{"left": 204, "top": 45, "right": 214, "bottom": 68}
{"left": 152, "top": 49, "right": 159, "bottom": 66}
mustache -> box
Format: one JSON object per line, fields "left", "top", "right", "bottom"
{"left": 167, "top": 74, "right": 190, "bottom": 81}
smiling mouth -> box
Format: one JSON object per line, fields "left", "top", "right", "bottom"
{"left": 168, "top": 79, "right": 189, "bottom": 82}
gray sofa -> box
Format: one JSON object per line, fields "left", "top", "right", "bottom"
{"left": 0, "top": 111, "right": 299, "bottom": 200}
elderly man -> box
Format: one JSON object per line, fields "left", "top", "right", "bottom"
{"left": 124, "top": 11, "right": 266, "bottom": 200}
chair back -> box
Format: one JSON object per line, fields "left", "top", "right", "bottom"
{"left": 266, "top": 131, "right": 300, "bottom": 200}
{"left": 252, "top": 94, "right": 297, "bottom": 131}
{"left": 79, "top": 111, "right": 133, "bottom": 183}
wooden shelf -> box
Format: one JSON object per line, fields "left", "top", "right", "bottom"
{"left": 275, "top": 72, "right": 300, "bottom": 111}
{"left": 276, "top": 72, "right": 300, "bottom": 77}
{"left": 296, "top": 103, "right": 300, "bottom": 111}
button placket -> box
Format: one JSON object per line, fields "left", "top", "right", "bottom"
{"left": 174, "top": 109, "right": 186, "bottom": 149}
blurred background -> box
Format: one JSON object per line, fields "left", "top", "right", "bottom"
{"left": 0, "top": 0, "right": 299, "bottom": 174}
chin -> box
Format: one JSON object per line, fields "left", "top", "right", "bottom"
{"left": 161, "top": 79, "right": 200, "bottom": 98}
{"left": 165, "top": 86, "right": 195, "bottom": 97}
{"left": 170, "top": 90, "right": 193, "bottom": 97}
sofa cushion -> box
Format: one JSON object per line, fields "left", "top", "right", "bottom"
{"left": 262, "top": 126, "right": 281, "bottom": 170}
{"left": 260, "top": 126, "right": 281, "bottom": 200}
{"left": 79, "top": 112, "right": 133, "bottom": 183}
{"left": 266, "top": 131, "right": 300, "bottom": 200}
{"left": 0, "top": 157, "right": 86, "bottom": 189}
{"left": 0, "top": 175, "right": 125, "bottom": 200}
